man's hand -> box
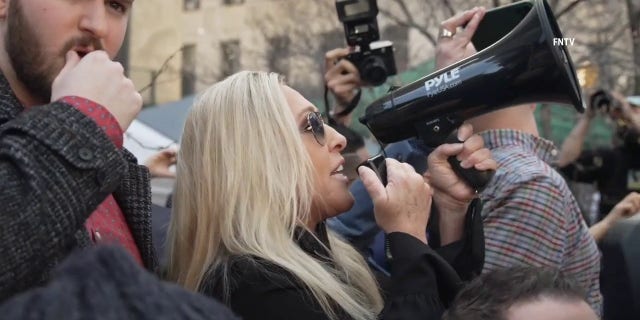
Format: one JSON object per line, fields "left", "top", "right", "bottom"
{"left": 144, "top": 148, "right": 178, "bottom": 179}
{"left": 435, "top": 7, "right": 486, "bottom": 70}
{"left": 359, "top": 158, "right": 432, "bottom": 244}
{"left": 324, "top": 48, "right": 362, "bottom": 125}
{"left": 426, "top": 123, "right": 496, "bottom": 209}
{"left": 425, "top": 123, "right": 496, "bottom": 244}
{"left": 431, "top": 7, "right": 493, "bottom": 209}
{"left": 51, "top": 50, "right": 143, "bottom": 131}
{"left": 590, "top": 192, "right": 640, "bottom": 242}
{"left": 607, "top": 192, "right": 640, "bottom": 222}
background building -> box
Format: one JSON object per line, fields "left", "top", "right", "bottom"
{"left": 124, "top": 0, "right": 639, "bottom": 212}
{"left": 124, "top": 0, "right": 639, "bottom": 146}
{"left": 125, "top": 0, "right": 639, "bottom": 106}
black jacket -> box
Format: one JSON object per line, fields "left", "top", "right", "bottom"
{"left": 557, "top": 144, "right": 640, "bottom": 219}
{"left": 0, "top": 73, "right": 156, "bottom": 302}
{"left": 0, "top": 245, "right": 239, "bottom": 320}
{"left": 201, "top": 219, "right": 479, "bottom": 320}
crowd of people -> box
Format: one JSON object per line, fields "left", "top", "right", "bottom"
{"left": 1, "top": 1, "right": 639, "bottom": 319}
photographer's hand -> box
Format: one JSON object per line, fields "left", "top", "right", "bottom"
{"left": 556, "top": 91, "right": 602, "bottom": 167}
{"left": 556, "top": 111, "right": 592, "bottom": 167}
{"left": 325, "top": 47, "right": 362, "bottom": 126}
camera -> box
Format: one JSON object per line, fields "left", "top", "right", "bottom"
{"left": 335, "top": 0, "right": 397, "bottom": 86}
{"left": 590, "top": 89, "right": 620, "bottom": 113}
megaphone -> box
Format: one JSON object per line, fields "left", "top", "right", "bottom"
{"left": 359, "top": 0, "right": 584, "bottom": 191}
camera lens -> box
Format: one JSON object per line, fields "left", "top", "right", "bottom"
{"left": 590, "top": 90, "right": 612, "bottom": 111}
{"left": 361, "top": 56, "right": 388, "bottom": 86}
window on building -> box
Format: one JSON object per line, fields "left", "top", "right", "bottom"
{"left": 220, "top": 40, "right": 241, "bottom": 78}
{"left": 184, "top": 0, "right": 200, "bottom": 11}
{"left": 181, "top": 44, "right": 197, "bottom": 97}
{"left": 266, "top": 36, "right": 291, "bottom": 78}
{"left": 223, "top": 0, "right": 244, "bottom": 5}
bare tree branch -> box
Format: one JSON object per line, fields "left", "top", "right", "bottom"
{"left": 548, "top": 0, "right": 561, "bottom": 10}
{"left": 380, "top": 0, "right": 438, "bottom": 46}
{"left": 441, "top": 0, "right": 456, "bottom": 17}
{"left": 138, "top": 45, "right": 186, "bottom": 94}
{"left": 555, "top": 0, "right": 587, "bottom": 19}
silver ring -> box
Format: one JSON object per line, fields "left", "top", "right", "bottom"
{"left": 438, "top": 27, "right": 456, "bottom": 39}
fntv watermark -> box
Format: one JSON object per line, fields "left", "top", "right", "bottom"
{"left": 553, "top": 37, "right": 575, "bottom": 46}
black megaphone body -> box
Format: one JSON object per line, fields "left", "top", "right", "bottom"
{"left": 359, "top": 0, "right": 585, "bottom": 191}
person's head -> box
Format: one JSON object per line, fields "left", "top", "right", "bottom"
{"left": 466, "top": 104, "right": 539, "bottom": 135}
{"left": 443, "top": 266, "right": 598, "bottom": 320}
{"left": 0, "top": 0, "right": 131, "bottom": 105}
{"left": 167, "top": 71, "right": 382, "bottom": 320}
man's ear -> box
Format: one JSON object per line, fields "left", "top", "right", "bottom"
{"left": 0, "top": 0, "right": 8, "bottom": 19}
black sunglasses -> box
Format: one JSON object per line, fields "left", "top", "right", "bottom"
{"left": 303, "top": 111, "right": 326, "bottom": 146}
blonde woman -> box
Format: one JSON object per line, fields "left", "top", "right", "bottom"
{"left": 166, "top": 71, "right": 496, "bottom": 320}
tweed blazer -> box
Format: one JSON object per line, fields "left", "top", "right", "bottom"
{"left": 0, "top": 73, "right": 157, "bottom": 302}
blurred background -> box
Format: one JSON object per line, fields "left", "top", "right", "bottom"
{"left": 118, "top": 0, "right": 640, "bottom": 207}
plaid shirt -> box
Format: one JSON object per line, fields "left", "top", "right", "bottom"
{"left": 479, "top": 129, "right": 602, "bottom": 314}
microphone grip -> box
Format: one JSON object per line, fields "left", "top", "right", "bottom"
{"left": 445, "top": 131, "right": 495, "bottom": 192}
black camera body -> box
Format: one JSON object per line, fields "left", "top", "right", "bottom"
{"left": 345, "top": 41, "right": 396, "bottom": 87}
{"left": 590, "top": 89, "right": 618, "bottom": 113}
{"left": 336, "top": 0, "right": 397, "bottom": 86}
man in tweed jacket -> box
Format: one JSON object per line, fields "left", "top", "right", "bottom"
{"left": 0, "top": 0, "right": 156, "bottom": 301}
{"left": 435, "top": 8, "right": 602, "bottom": 315}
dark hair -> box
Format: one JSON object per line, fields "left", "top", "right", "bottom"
{"left": 443, "top": 266, "right": 588, "bottom": 320}
{"left": 330, "top": 122, "right": 365, "bottom": 154}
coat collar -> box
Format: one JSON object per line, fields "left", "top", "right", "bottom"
{"left": 294, "top": 221, "right": 333, "bottom": 265}
{"left": 113, "top": 149, "right": 157, "bottom": 271}
{"left": 0, "top": 72, "right": 24, "bottom": 125}
{"left": 0, "top": 71, "right": 157, "bottom": 271}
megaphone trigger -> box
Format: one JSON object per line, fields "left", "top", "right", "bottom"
{"left": 445, "top": 130, "right": 495, "bottom": 193}
{"left": 357, "top": 153, "right": 388, "bottom": 186}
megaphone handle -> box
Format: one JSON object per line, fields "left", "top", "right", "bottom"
{"left": 445, "top": 131, "right": 495, "bottom": 193}
{"left": 357, "top": 153, "right": 388, "bottom": 186}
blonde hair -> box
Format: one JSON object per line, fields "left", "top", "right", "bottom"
{"left": 166, "top": 71, "right": 383, "bottom": 320}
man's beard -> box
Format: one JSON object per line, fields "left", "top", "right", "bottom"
{"left": 5, "top": 1, "right": 58, "bottom": 104}
{"left": 4, "top": 0, "right": 103, "bottom": 104}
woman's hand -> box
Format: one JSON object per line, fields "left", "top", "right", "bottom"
{"left": 359, "top": 158, "right": 432, "bottom": 244}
